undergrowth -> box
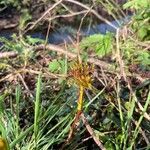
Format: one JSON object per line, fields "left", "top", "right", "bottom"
{"left": 0, "top": 0, "right": 150, "bottom": 150}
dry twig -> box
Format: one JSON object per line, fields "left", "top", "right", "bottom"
{"left": 81, "top": 113, "right": 106, "bottom": 150}
{"left": 0, "top": 51, "right": 18, "bottom": 59}
{"left": 64, "top": 0, "right": 117, "bottom": 30}
{"left": 24, "top": 0, "right": 63, "bottom": 32}
{"left": 35, "top": 44, "right": 113, "bottom": 70}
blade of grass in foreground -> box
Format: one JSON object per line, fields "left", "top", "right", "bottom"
{"left": 129, "top": 91, "right": 150, "bottom": 149}
{"left": 34, "top": 74, "right": 42, "bottom": 149}
{"left": 116, "top": 82, "right": 125, "bottom": 148}
{"left": 84, "top": 88, "right": 105, "bottom": 110}
{"left": 10, "top": 82, "right": 66, "bottom": 149}
{"left": 123, "top": 93, "right": 136, "bottom": 149}
{"left": 15, "top": 86, "right": 21, "bottom": 138}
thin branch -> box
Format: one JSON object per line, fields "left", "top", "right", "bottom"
{"left": 60, "top": 3, "right": 74, "bottom": 14}
{"left": 45, "top": 10, "right": 88, "bottom": 22}
{"left": 0, "top": 68, "right": 61, "bottom": 83}
{"left": 81, "top": 113, "right": 106, "bottom": 150}
{"left": 35, "top": 44, "right": 113, "bottom": 70}
{"left": 0, "top": 43, "right": 148, "bottom": 82}
{"left": 17, "top": 73, "right": 34, "bottom": 98}
{"left": 24, "top": 0, "right": 63, "bottom": 33}
{"left": 64, "top": 0, "right": 118, "bottom": 30}
{"left": 0, "top": 51, "right": 18, "bottom": 59}
{"left": 0, "top": 44, "right": 111, "bottom": 70}
{"left": 116, "top": 28, "right": 127, "bottom": 81}
{"left": 76, "top": 5, "right": 93, "bottom": 64}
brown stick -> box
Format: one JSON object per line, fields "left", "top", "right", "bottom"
{"left": 64, "top": 0, "right": 117, "bottom": 30}
{"left": 35, "top": 44, "right": 150, "bottom": 80}
{"left": 24, "top": 0, "right": 63, "bottom": 32}
{"left": 81, "top": 113, "right": 106, "bottom": 150}
{"left": 0, "top": 44, "right": 149, "bottom": 81}
{"left": 67, "top": 110, "right": 82, "bottom": 142}
{"left": 0, "top": 51, "right": 18, "bottom": 59}
{"left": 35, "top": 44, "right": 113, "bottom": 71}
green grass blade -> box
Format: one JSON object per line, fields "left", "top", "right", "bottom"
{"left": 15, "top": 86, "right": 21, "bottom": 138}
{"left": 34, "top": 74, "right": 42, "bottom": 149}
{"left": 129, "top": 91, "right": 150, "bottom": 149}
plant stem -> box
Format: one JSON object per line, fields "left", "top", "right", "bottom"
{"left": 77, "top": 85, "right": 84, "bottom": 112}
{"left": 65, "top": 85, "right": 84, "bottom": 145}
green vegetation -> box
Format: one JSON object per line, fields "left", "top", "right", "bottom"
{"left": 80, "top": 33, "right": 113, "bottom": 57}
{"left": 0, "top": 0, "right": 150, "bottom": 149}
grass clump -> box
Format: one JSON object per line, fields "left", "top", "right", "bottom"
{"left": 0, "top": 0, "right": 150, "bottom": 149}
